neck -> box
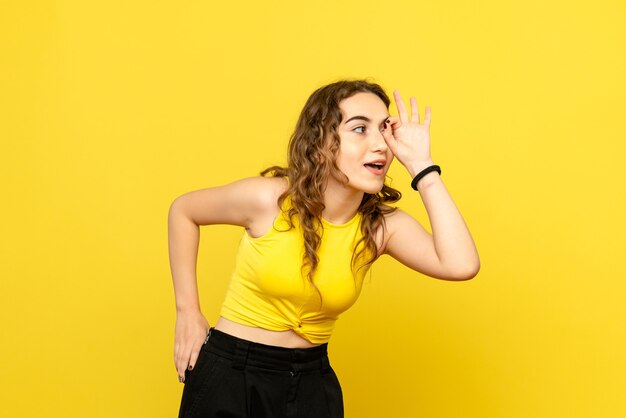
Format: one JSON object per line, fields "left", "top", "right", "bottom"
{"left": 321, "top": 178, "right": 364, "bottom": 224}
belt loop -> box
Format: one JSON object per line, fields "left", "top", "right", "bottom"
{"left": 232, "top": 339, "right": 250, "bottom": 370}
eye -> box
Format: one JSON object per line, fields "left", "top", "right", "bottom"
{"left": 352, "top": 126, "right": 366, "bottom": 134}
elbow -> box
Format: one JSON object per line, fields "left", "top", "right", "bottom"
{"left": 168, "top": 199, "right": 180, "bottom": 218}
{"left": 168, "top": 197, "right": 189, "bottom": 222}
{"left": 169, "top": 196, "right": 188, "bottom": 215}
{"left": 452, "top": 262, "right": 480, "bottom": 281}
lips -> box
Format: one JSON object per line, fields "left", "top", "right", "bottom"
{"left": 364, "top": 159, "right": 386, "bottom": 175}
{"left": 364, "top": 159, "right": 386, "bottom": 168}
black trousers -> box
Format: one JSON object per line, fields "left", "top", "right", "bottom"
{"left": 178, "top": 327, "right": 344, "bottom": 418}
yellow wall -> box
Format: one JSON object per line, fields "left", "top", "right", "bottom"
{"left": 1, "top": 1, "right": 625, "bottom": 417}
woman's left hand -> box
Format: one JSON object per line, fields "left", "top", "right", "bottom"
{"left": 382, "top": 90, "right": 434, "bottom": 176}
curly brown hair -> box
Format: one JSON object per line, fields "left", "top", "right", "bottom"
{"left": 261, "top": 79, "right": 402, "bottom": 300}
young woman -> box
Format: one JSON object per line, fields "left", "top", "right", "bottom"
{"left": 169, "top": 79, "right": 480, "bottom": 417}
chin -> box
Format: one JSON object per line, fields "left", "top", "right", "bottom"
{"left": 351, "top": 182, "right": 384, "bottom": 195}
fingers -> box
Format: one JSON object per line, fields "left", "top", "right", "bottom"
{"left": 410, "top": 97, "right": 419, "bottom": 124}
{"left": 393, "top": 90, "right": 409, "bottom": 124}
{"left": 423, "top": 106, "right": 432, "bottom": 126}
{"left": 174, "top": 341, "right": 198, "bottom": 383}
{"left": 386, "top": 115, "right": 401, "bottom": 129}
{"left": 393, "top": 90, "right": 430, "bottom": 126}
{"left": 174, "top": 314, "right": 212, "bottom": 383}
{"left": 382, "top": 120, "right": 397, "bottom": 155}
{"left": 187, "top": 345, "right": 201, "bottom": 372}
{"left": 174, "top": 344, "right": 187, "bottom": 383}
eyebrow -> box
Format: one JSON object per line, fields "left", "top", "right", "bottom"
{"left": 344, "top": 115, "right": 390, "bottom": 125}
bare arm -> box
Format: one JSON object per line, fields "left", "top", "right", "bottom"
{"left": 168, "top": 176, "right": 284, "bottom": 382}
{"left": 168, "top": 203, "right": 202, "bottom": 314}
{"left": 381, "top": 91, "right": 480, "bottom": 281}
{"left": 383, "top": 164, "right": 480, "bottom": 280}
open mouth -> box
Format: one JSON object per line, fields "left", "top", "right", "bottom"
{"left": 364, "top": 162, "right": 385, "bottom": 175}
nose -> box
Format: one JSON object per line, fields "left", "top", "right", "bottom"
{"left": 372, "top": 130, "right": 388, "bottom": 152}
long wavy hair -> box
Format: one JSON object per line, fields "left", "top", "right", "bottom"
{"left": 260, "top": 79, "right": 402, "bottom": 300}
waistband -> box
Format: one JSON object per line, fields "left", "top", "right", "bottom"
{"left": 204, "top": 327, "right": 330, "bottom": 373}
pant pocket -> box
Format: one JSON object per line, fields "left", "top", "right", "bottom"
{"left": 179, "top": 354, "right": 229, "bottom": 418}
{"left": 183, "top": 342, "right": 210, "bottom": 386}
{"left": 179, "top": 349, "right": 222, "bottom": 418}
{"left": 183, "top": 329, "right": 213, "bottom": 385}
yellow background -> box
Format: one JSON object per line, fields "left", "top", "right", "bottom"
{"left": 1, "top": 1, "right": 625, "bottom": 417}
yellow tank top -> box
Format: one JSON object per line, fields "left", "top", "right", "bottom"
{"left": 219, "top": 195, "right": 372, "bottom": 344}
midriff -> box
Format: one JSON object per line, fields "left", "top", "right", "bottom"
{"left": 214, "top": 316, "right": 321, "bottom": 348}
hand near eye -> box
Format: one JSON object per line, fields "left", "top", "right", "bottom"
{"left": 382, "top": 90, "right": 434, "bottom": 176}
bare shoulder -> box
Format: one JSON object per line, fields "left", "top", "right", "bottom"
{"left": 377, "top": 205, "right": 423, "bottom": 253}
{"left": 245, "top": 175, "right": 289, "bottom": 237}
{"left": 253, "top": 175, "right": 289, "bottom": 209}
{"left": 365, "top": 204, "right": 400, "bottom": 255}
{"left": 170, "top": 175, "right": 288, "bottom": 228}
{"left": 381, "top": 205, "right": 414, "bottom": 227}
{"left": 219, "top": 174, "right": 289, "bottom": 216}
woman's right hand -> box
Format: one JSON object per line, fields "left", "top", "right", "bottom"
{"left": 174, "top": 310, "right": 210, "bottom": 383}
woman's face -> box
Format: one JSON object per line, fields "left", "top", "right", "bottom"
{"left": 331, "top": 92, "right": 393, "bottom": 194}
